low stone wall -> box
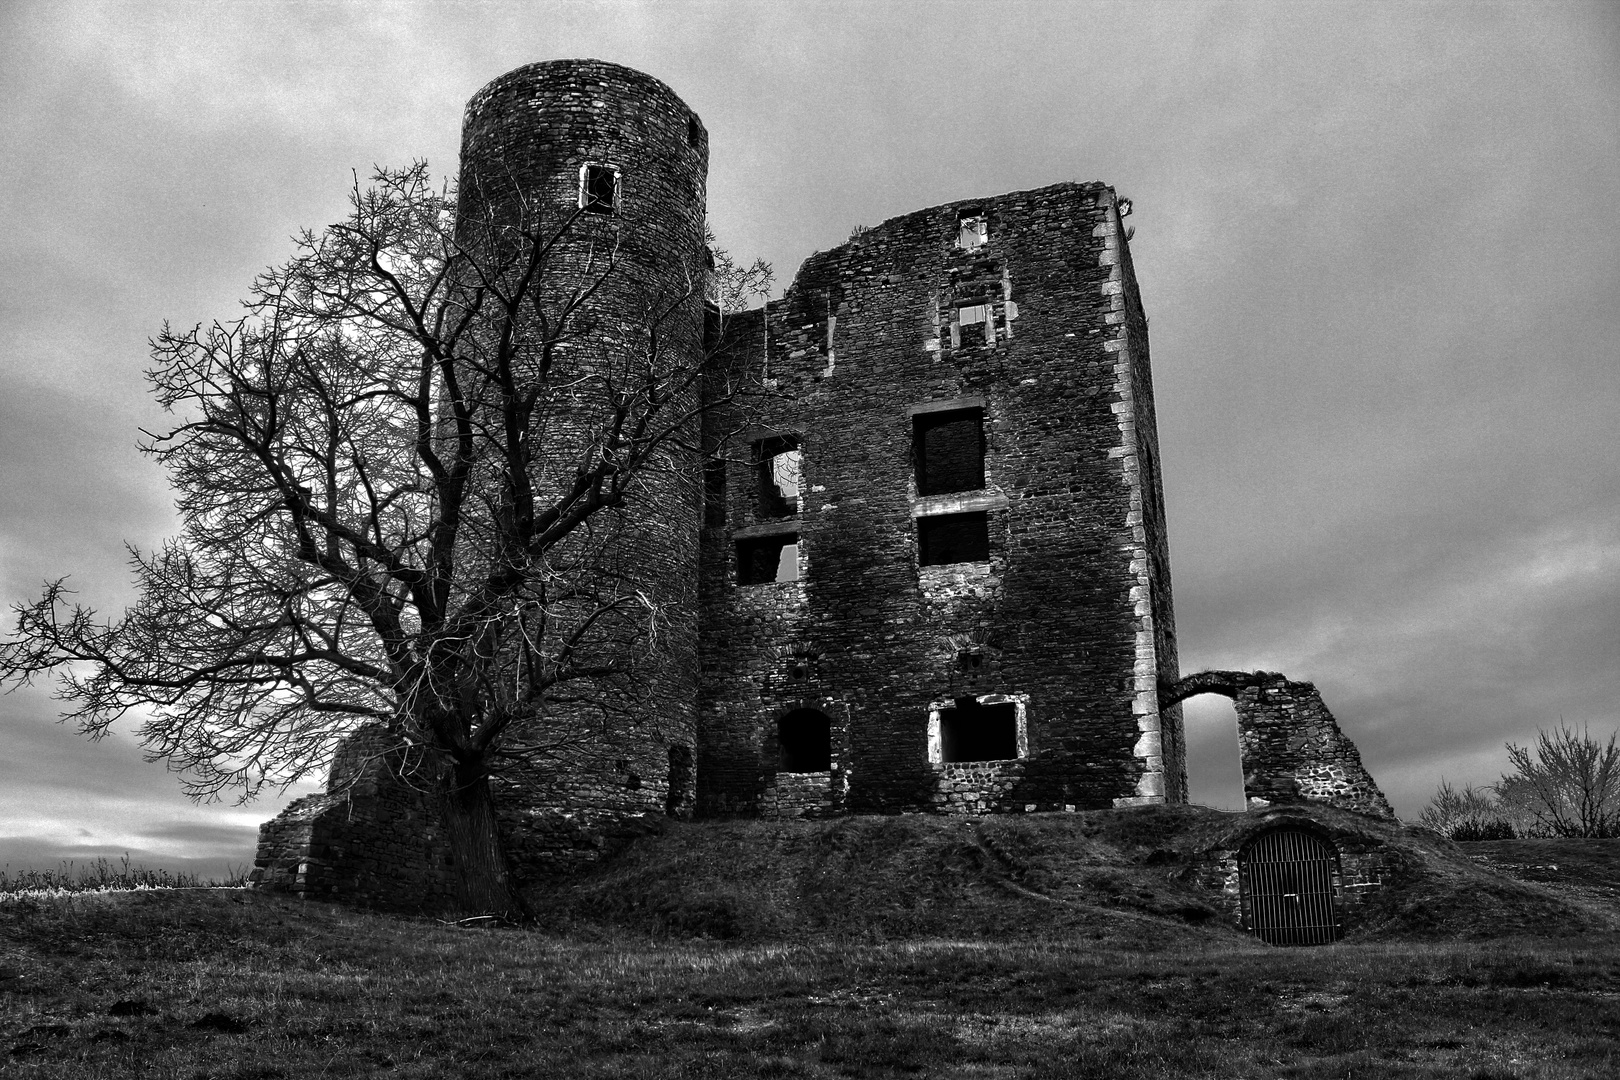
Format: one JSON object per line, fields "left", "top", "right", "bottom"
{"left": 250, "top": 726, "right": 457, "bottom": 913}
{"left": 931, "top": 760, "right": 1029, "bottom": 813}
{"left": 253, "top": 727, "right": 682, "bottom": 907}
{"left": 760, "top": 771, "right": 841, "bottom": 818}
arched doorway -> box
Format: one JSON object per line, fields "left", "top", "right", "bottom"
{"left": 777, "top": 708, "right": 831, "bottom": 772}
{"left": 1239, "top": 827, "right": 1342, "bottom": 945}
{"left": 1181, "top": 694, "right": 1246, "bottom": 811}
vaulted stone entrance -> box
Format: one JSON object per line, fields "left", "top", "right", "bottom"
{"left": 1239, "top": 826, "right": 1343, "bottom": 945}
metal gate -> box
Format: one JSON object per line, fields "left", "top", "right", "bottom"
{"left": 1239, "top": 828, "right": 1341, "bottom": 945}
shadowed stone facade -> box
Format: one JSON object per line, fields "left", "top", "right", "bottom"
{"left": 251, "top": 59, "right": 1392, "bottom": 907}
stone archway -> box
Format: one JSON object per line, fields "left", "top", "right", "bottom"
{"left": 1160, "top": 671, "right": 1394, "bottom": 819}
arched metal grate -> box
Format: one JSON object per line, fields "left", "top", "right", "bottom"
{"left": 1239, "top": 828, "right": 1342, "bottom": 946}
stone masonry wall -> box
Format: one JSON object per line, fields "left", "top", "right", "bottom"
{"left": 1164, "top": 670, "right": 1394, "bottom": 819}
{"left": 251, "top": 727, "right": 458, "bottom": 912}
{"left": 697, "top": 181, "right": 1175, "bottom": 818}
{"left": 454, "top": 59, "right": 709, "bottom": 865}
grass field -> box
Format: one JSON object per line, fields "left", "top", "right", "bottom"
{"left": 3, "top": 820, "right": 1618, "bottom": 1078}
{"left": 2, "top": 887, "right": 1617, "bottom": 1078}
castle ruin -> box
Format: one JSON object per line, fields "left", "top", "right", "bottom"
{"left": 253, "top": 59, "right": 1391, "bottom": 906}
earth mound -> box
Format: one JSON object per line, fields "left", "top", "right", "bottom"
{"left": 524, "top": 803, "right": 1620, "bottom": 944}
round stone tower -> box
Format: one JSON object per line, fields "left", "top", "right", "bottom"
{"left": 454, "top": 60, "right": 710, "bottom": 859}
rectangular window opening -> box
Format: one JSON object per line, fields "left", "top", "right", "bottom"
{"left": 754, "top": 435, "right": 801, "bottom": 518}
{"left": 914, "top": 407, "right": 985, "bottom": 496}
{"left": 940, "top": 699, "right": 1018, "bottom": 763}
{"left": 917, "top": 511, "right": 989, "bottom": 566}
{"left": 581, "top": 163, "right": 619, "bottom": 215}
{"left": 736, "top": 534, "right": 799, "bottom": 585}
{"left": 957, "top": 213, "right": 988, "bottom": 250}
{"left": 957, "top": 303, "right": 989, "bottom": 326}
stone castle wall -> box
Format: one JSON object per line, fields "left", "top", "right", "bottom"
{"left": 695, "top": 181, "right": 1177, "bottom": 819}
{"left": 454, "top": 60, "right": 710, "bottom": 856}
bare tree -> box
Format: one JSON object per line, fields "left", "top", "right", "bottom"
{"left": 0, "top": 163, "right": 770, "bottom": 917}
{"left": 1495, "top": 724, "right": 1620, "bottom": 839}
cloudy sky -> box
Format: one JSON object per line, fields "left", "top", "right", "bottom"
{"left": 1, "top": 1, "right": 1615, "bottom": 877}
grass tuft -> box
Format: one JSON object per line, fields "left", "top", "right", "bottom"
{"left": 0, "top": 855, "right": 248, "bottom": 899}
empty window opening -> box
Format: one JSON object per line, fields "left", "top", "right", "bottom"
{"left": 957, "top": 303, "right": 989, "bottom": 326}
{"left": 958, "top": 213, "right": 988, "bottom": 250}
{"left": 917, "top": 511, "right": 989, "bottom": 565}
{"left": 703, "top": 459, "right": 727, "bottom": 528}
{"left": 580, "top": 163, "right": 619, "bottom": 215}
{"left": 957, "top": 649, "right": 986, "bottom": 683}
{"left": 914, "top": 407, "right": 985, "bottom": 495}
{"left": 736, "top": 533, "right": 798, "bottom": 585}
{"left": 939, "top": 698, "right": 1018, "bottom": 763}
{"left": 778, "top": 708, "right": 832, "bottom": 772}
{"left": 1183, "top": 695, "right": 1246, "bottom": 811}
{"left": 754, "top": 435, "right": 801, "bottom": 518}
{"left": 687, "top": 115, "right": 702, "bottom": 148}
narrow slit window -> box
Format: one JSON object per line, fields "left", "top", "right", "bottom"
{"left": 754, "top": 435, "right": 801, "bottom": 518}
{"left": 958, "top": 213, "right": 988, "bottom": 250}
{"left": 939, "top": 699, "right": 1018, "bottom": 762}
{"left": 914, "top": 407, "right": 985, "bottom": 495}
{"left": 580, "top": 163, "right": 619, "bottom": 215}
{"left": 703, "top": 459, "right": 727, "bottom": 528}
{"left": 917, "top": 511, "right": 989, "bottom": 566}
{"left": 736, "top": 533, "right": 799, "bottom": 585}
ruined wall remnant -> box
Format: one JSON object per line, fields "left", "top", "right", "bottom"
{"left": 1162, "top": 670, "right": 1394, "bottom": 819}
{"left": 250, "top": 726, "right": 458, "bottom": 912}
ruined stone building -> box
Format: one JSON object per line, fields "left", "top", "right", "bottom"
{"left": 254, "top": 59, "right": 1390, "bottom": 903}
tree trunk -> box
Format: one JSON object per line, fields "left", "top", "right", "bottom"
{"left": 440, "top": 758, "right": 529, "bottom": 920}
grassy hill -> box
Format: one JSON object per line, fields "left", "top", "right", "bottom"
{"left": 3, "top": 808, "right": 1619, "bottom": 1077}
{"left": 527, "top": 805, "right": 1620, "bottom": 944}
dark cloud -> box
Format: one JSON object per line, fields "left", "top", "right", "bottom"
{"left": 1, "top": 1, "right": 1614, "bottom": 860}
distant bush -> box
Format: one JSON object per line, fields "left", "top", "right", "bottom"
{"left": 0, "top": 854, "right": 247, "bottom": 897}
{"left": 1419, "top": 780, "right": 1516, "bottom": 840}
{"left": 1448, "top": 818, "right": 1517, "bottom": 842}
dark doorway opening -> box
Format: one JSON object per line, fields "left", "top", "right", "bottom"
{"left": 939, "top": 698, "right": 1018, "bottom": 763}
{"left": 665, "top": 744, "right": 693, "bottom": 818}
{"left": 778, "top": 709, "right": 831, "bottom": 772}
